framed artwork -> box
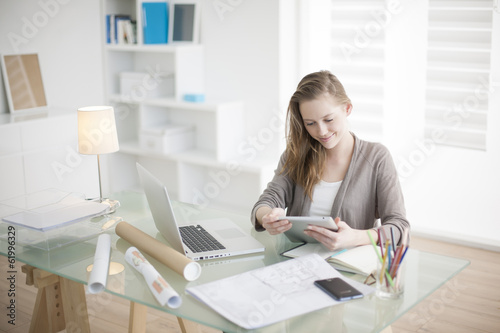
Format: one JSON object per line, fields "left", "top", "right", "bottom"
{"left": 168, "top": 0, "right": 200, "bottom": 44}
{"left": 1, "top": 53, "right": 48, "bottom": 113}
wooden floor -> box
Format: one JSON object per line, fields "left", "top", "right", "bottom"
{"left": 1, "top": 236, "right": 499, "bottom": 333}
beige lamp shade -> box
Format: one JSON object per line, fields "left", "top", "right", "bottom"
{"left": 78, "top": 106, "right": 119, "bottom": 155}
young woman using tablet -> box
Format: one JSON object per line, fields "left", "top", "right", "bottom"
{"left": 251, "top": 70, "right": 410, "bottom": 250}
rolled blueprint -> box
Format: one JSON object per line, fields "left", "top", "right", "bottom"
{"left": 125, "top": 247, "right": 182, "bottom": 308}
{"left": 87, "top": 234, "right": 111, "bottom": 294}
{"left": 115, "top": 221, "right": 201, "bottom": 281}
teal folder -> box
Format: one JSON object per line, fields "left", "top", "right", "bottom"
{"left": 142, "top": 2, "right": 168, "bottom": 44}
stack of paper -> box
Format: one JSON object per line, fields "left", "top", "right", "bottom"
{"left": 2, "top": 195, "right": 109, "bottom": 230}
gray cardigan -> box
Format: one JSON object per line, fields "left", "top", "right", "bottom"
{"left": 251, "top": 134, "right": 410, "bottom": 245}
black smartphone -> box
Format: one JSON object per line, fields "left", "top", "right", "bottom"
{"left": 314, "top": 278, "right": 363, "bottom": 301}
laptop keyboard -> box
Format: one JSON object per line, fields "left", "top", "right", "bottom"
{"left": 179, "top": 225, "right": 226, "bottom": 253}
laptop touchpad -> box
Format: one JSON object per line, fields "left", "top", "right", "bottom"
{"left": 215, "top": 228, "right": 246, "bottom": 239}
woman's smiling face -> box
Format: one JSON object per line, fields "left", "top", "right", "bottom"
{"left": 299, "top": 93, "right": 351, "bottom": 150}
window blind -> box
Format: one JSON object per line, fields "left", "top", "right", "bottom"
{"left": 425, "top": 0, "right": 493, "bottom": 150}
{"left": 330, "top": 0, "right": 387, "bottom": 142}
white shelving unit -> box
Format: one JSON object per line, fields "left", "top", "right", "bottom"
{"left": 101, "top": 0, "right": 274, "bottom": 214}
{"left": 425, "top": 0, "right": 494, "bottom": 150}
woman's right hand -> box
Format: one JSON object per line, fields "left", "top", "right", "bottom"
{"left": 261, "top": 207, "right": 291, "bottom": 235}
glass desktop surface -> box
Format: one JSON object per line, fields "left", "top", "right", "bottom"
{"left": 0, "top": 191, "right": 470, "bottom": 333}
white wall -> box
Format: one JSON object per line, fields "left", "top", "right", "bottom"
{"left": 201, "top": 0, "right": 282, "bottom": 160}
{"left": 0, "top": 0, "right": 105, "bottom": 200}
{"left": 399, "top": 8, "right": 500, "bottom": 251}
{"left": 0, "top": 0, "right": 104, "bottom": 112}
{"left": 368, "top": 0, "right": 500, "bottom": 251}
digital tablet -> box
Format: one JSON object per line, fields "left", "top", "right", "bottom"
{"left": 278, "top": 216, "right": 338, "bottom": 243}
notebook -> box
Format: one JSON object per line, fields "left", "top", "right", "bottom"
{"left": 282, "top": 243, "right": 378, "bottom": 276}
{"left": 136, "top": 163, "right": 265, "bottom": 261}
{"left": 326, "top": 245, "right": 379, "bottom": 276}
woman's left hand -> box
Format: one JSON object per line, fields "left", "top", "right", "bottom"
{"left": 304, "top": 217, "right": 363, "bottom": 251}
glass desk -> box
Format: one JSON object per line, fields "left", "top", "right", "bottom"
{"left": 0, "top": 191, "right": 470, "bottom": 333}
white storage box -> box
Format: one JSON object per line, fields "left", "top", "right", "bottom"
{"left": 139, "top": 124, "right": 195, "bottom": 154}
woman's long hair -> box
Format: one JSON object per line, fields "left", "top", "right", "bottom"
{"left": 282, "top": 70, "right": 352, "bottom": 199}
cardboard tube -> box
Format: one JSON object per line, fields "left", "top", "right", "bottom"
{"left": 115, "top": 221, "right": 201, "bottom": 281}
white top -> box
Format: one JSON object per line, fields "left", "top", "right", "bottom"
{"left": 309, "top": 180, "right": 342, "bottom": 216}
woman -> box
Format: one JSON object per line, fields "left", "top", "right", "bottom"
{"left": 251, "top": 70, "right": 409, "bottom": 250}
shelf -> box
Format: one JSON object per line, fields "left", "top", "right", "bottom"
{"left": 0, "top": 107, "right": 70, "bottom": 126}
{"left": 144, "top": 97, "right": 242, "bottom": 112}
{"left": 109, "top": 94, "right": 242, "bottom": 112}
{"left": 119, "top": 141, "right": 274, "bottom": 173}
{"left": 105, "top": 43, "right": 203, "bottom": 53}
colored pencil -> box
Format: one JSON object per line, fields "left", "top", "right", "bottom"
{"left": 367, "top": 231, "right": 395, "bottom": 287}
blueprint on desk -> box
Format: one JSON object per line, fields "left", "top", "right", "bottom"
{"left": 186, "top": 254, "right": 374, "bottom": 329}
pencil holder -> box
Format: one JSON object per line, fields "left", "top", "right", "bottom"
{"left": 375, "top": 256, "right": 406, "bottom": 299}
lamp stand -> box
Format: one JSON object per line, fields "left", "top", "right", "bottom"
{"left": 95, "top": 154, "right": 120, "bottom": 213}
{"left": 97, "top": 154, "right": 103, "bottom": 202}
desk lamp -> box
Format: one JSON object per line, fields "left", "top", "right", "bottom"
{"left": 77, "top": 106, "right": 120, "bottom": 212}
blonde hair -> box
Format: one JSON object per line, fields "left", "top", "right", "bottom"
{"left": 282, "top": 70, "right": 352, "bottom": 199}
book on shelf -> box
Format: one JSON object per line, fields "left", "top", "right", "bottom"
{"left": 282, "top": 243, "right": 379, "bottom": 276}
{"left": 142, "top": 2, "right": 169, "bottom": 44}
{"left": 105, "top": 14, "right": 136, "bottom": 44}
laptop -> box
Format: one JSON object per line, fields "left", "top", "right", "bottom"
{"left": 136, "top": 163, "right": 265, "bottom": 261}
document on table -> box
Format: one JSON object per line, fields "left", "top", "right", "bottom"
{"left": 2, "top": 195, "right": 109, "bottom": 230}
{"left": 186, "top": 254, "right": 374, "bottom": 329}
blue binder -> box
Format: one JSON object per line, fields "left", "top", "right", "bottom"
{"left": 142, "top": 2, "right": 168, "bottom": 44}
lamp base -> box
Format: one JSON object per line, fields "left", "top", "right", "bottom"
{"left": 90, "top": 198, "right": 120, "bottom": 214}
{"left": 101, "top": 198, "right": 120, "bottom": 214}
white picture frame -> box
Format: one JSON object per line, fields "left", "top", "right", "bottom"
{"left": 1, "top": 53, "right": 48, "bottom": 113}
{"left": 168, "top": 0, "right": 201, "bottom": 44}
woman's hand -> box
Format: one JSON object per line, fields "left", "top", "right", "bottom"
{"left": 304, "top": 217, "right": 367, "bottom": 250}
{"left": 261, "top": 207, "right": 291, "bottom": 235}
